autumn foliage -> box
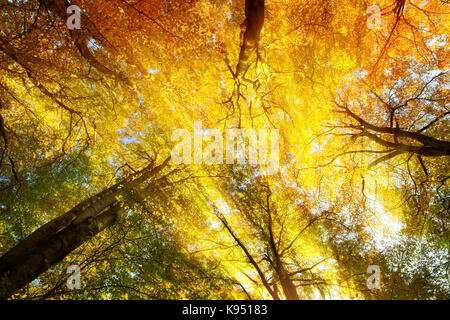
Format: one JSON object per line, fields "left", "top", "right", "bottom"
{"left": 0, "top": 0, "right": 448, "bottom": 300}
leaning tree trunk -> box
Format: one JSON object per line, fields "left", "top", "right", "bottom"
{"left": 0, "top": 157, "right": 170, "bottom": 299}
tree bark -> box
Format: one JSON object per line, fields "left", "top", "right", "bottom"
{"left": 0, "top": 203, "right": 119, "bottom": 299}
{"left": 236, "top": 0, "right": 265, "bottom": 78}
{"left": 0, "top": 157, "right": 170, "bottom": 299}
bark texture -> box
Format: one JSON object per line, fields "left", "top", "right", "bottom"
{"left": 0, "top": 157, "right": 170, "bottom": 299}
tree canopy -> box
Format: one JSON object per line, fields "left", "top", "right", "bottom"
{"left": 0, "top": 0, "right": 448, "bottom": 300}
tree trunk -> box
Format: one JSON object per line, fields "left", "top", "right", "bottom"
{"left": 277, "top": 267, "right": 299, "bottom": 300}
{"left": 236, "top": 0, "right": 265, "bottom": 78}
{"left": 0, "top": 157, "right": 170, "bottom": 299}
{"left": 0, "top": 203, "right": 119, "bottom": 299}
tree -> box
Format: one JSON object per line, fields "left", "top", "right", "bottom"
{"left": 0, "top": 0, "right": 448, "bottom": 300}
{"left": 0, "top": 156, "right": 171, "bottom": 299}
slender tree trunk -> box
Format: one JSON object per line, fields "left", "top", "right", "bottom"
{"left": 0, "top": 157, "right": 170, "bottom": 299}
{"left": 217, "top": 215, "right": 280, "bottom": 300}
{"left": 276, "top": 266, "right": 299, "bottom": 300}
{"left": 265, "top": 196, "right": 299, "bottom": 300}
{"left": 270, "top": 240, "right": 299, "bottom": 300}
